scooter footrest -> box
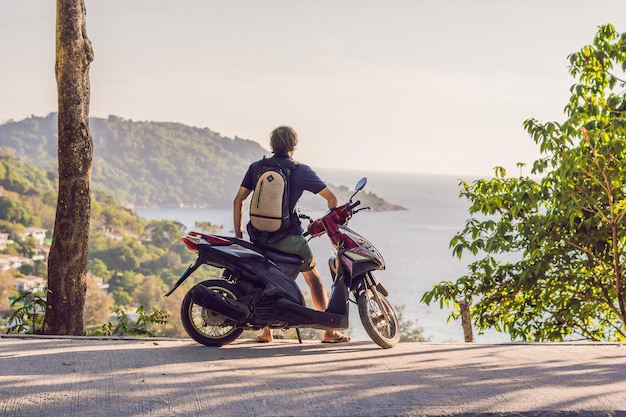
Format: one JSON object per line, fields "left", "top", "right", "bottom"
{"left": 276, "top": 298, "right": 349, "bottom": 330}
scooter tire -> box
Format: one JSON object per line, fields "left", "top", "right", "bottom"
{"left": 181, "top": 279, "right": 244, "bottom": 347}
{"left": 357, "top": 288, "right": 400, "bottom": 349}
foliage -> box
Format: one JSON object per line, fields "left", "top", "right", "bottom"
{"left": 194, "top": 221, "right": 222, "bottom": 234}
{"left": 6, "top": 289, "right": 47, "bottom": 334}
{"left": 422, "top": 24, "right": 626, "bottom": 341}
{"left": 396, "top": 305, "right": 429, "bottom": 342}
{"left": 92, "top": 305, "right": 169, "bottom": 337}
{"left": 91, "top": 191, "right": 145, "bottom": 235}
{"left": 0, "top": 149, "right": 56, "bottom": 232}
{"left": 84, "top": 273, "right": 114, "bottom": 327}
{"left": 0, "top": 270, "right": 15, "bottom": 313}
{"left": 144, "top": 219, "right": 187, "bottom": 249}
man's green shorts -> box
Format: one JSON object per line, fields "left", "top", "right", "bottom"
{"left": 263, "top": 233, "right": 316, "bottom": 272}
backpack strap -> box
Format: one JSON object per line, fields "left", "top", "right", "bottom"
{"left": 263, "top": 155, "right": 299, "bottom": 174}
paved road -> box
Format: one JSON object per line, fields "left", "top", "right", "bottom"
{"left": 1, "top": 335, "right": 625, "bottom": 417}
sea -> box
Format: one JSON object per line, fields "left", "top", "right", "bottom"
{"left": 137, "top": 169, "right": 510, "bottom": 343}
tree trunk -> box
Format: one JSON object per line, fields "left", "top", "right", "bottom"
{"left": 459, "top": 299, "right": 474, "bottom": 342}
{"left": 43, "top": 0, "right": 94, "bottom": 335}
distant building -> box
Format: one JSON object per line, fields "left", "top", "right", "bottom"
{"left": 22, "top": 227, "right": 48, "bottom": 246}
{"left": 31, "top": 247, "right": 48, "bottom": 262}
{"left": 14, "top": 275, "right": 46, "bottom": 292}
{"left": 0, "top": 232, "right": 13, "bottom": 250}
{"left": 0, "top": 254, "right": 33, "bottom": 271}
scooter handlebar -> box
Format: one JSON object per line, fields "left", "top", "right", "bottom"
{"left": 305, "top": 200, "right": 364, "bottom": 238}
{"left": 348, "top": 200, "right": 361, "bottom": 211}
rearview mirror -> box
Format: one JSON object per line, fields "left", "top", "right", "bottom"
{"left": 349, "top": 177, "right": 367, "bottom": 202}
{"left": 355, "top": 177, "right": 367, "bottom": 191}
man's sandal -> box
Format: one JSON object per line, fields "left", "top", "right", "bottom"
{"left": 321, "top": 334, "right": 351, "bottom": 343}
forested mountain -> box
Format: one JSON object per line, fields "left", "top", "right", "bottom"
{"left": 0, "top": 114, "right": 403, "bottom": 210}
{"left": 0, "top": 148, "right": 57, "bottom": 235}
{"left": 0, "top": 114, "right": 263, "bottom": 208}
{"left": 0, "top": 147, "right": 146, "bottom": 238}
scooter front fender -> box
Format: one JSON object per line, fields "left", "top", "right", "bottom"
{"left": 350, "top": 271, "right": 389, "bottom": 297}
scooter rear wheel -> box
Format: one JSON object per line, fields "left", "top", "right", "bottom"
{"left": 181, "top": 279, "right": 244, "bottom": 346}
{"left": 357, "top": 288, "right": 400, "bottom": 349}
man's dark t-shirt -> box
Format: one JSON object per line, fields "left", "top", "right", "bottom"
{"left": 241, "top": 154, "right": 327, "bottom": 235}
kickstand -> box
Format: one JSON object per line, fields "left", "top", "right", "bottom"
{"left": 296, "top": 328, "right": 302, "bottom": 344}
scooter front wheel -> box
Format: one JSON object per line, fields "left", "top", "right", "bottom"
{"left": 357, "top": 288, "right": 400, "bottom": 349}
{"left": 181, "top": 279, "right": 244, "bottom": 346}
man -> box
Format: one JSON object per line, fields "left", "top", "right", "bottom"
{"left": 233, "top": 125, "right": 350, "bottom": 343}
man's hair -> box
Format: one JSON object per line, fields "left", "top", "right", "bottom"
{"left": 270, "top": 126, "right": 298, "bottom": 155}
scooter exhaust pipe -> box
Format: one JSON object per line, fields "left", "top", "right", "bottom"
{"left": 190, "top": 285, "right": 250, "bottom": 321}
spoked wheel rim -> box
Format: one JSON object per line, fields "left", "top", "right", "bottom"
{"left": 358, "top": 289, "right": 400, "bottom": 348}
{"left": 364, "top": 294, "right": 395, "bottom": 338}
{"left": 181, "top": 281, "right": 244, "bottom": 346}
{"left": 188, "top": 298, "right": 237, "bottom": 338}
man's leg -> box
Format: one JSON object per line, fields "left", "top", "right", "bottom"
{"left": 301, "top": 267, "right": 328, "bottom": 311}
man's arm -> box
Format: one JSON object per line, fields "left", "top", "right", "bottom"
{"left": 233, "top": 186, "right": 251, "bottom": 238}
{"left": 318, "top": 187, "right": 338, "bottom": 210}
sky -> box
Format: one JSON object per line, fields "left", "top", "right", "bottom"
{"left": 2, "top": 1, "right": 626, "bottom": 176}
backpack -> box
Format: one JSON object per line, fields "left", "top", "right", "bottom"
{"left": 248, "top": 156, "right": 298, "bottom": 240}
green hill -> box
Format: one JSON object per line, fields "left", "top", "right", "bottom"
{"left": 0, "top": 114, "right": 404, "bottom": 211}
{"left": 0, "top": 114, "right": 263, "bottom": 208}
{"left": 0, "top": 147, "right": 145, "bottom": 236}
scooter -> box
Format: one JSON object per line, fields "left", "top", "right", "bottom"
{"left": 165, "top": 177, "right": 400, "bottom": 349}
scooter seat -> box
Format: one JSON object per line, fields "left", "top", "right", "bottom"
{"left": 263, "top": 248, "right": 303, "bottom": 265}
{"left": 225, "top": 236, "right": 303, "bottom": 266}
